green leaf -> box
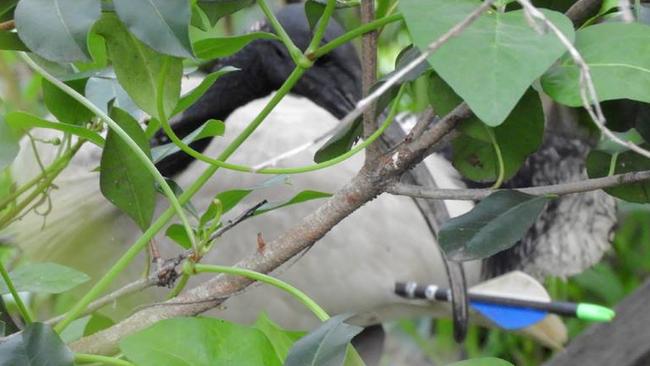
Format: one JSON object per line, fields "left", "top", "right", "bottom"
{"left": 448, "top": 358, "right": 514, "bottom": 366}
{"left": 428, "top": 76, "right": 544, "bottom": 183}
{"left": 0, "top": 322, "right": 73, "bottom": 366}
{"left": 15, "top": 0, "right": 101, "bottom": 62}
{"left": 305, "top": 0, "right": 326, "bottom": 30}
{"left": 285, "top": 314, "right": 363, "bottom": 366}
{"left": 542, "top": 22, "right": 650, "bottom": 107}
{"left": 173, "top": 67, "right": 237, "bottom": 116}
{"left": 255, "top": 190, "right": 331, "bottom": 215}
{"left": 165, "top": 223, "right": 193, "bottom": 249}
{"left": 85, "top": 76, "right": 141, "bottom": 117}
{"left": 59, "top": 313, "right": 114, "bottom": 343}
{"left": 438, "top": 190, "right": 550, "bottom": 261}
{"left": 100, "top": 107, "right": 155, "bottom": 230}
{"left": 400, "top": 0, "right": 574, "bottom": 125}
{"left": 197, "top": 0, "right": 255, "bottom": 27}
{"left": 587, "top": 148, "right": 650, "bottom": 203}
{"left": 6, "top": 112, "right": 104, "bottom": 147}
{"left": 120, "top": 317, "right": 282, "bottom": 366}
{"left": 151, "top": 119, "right": 225, "bottom": 163}
{"left": 193, "top": 32, "right": 279, "bottom": 60}
{"left": 254, "top": 313, "right": 305, "bottom": 361}
{"left": 0, "top": 262, "right": 89, "bottom": 294}
{"left": 0, "top": 115, "right": 19, "bottom": 171}
{"left": 95, "top": 13, "right": 182, "bottom": 118}
{"left": 0, "top": 31, "right": 27, "bottom": 51}
{"left": 42, "top": 78, "right": 94, "bottom": 125}
{"left": 201, "top": 188, "right": 253, "bottom": 224}
{"left": 113, "top": 0, "right": 193, "bottom": 58}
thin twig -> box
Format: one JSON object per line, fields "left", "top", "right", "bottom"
{"left": 208, "top": 200, "right": 268, "bottom": 241}
{"left": 388, "top": 170, "right": 650, "bottom": 201}
{"left": 517, "top": 0, "right": 650, "bottom": 160}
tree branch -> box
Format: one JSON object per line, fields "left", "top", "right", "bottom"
{"left": 388, "top": 170, "right": 650, "bottom": 200}
{"left": 361, "top": 0, "right": 381, "bottom": 162}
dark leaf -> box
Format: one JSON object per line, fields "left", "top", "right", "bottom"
{"left": 42, "top": 78, "right": 94, "bottom": 125}
{"left": 400, "top": 0, "right": 573, "bottom": 125}
{"left": 113, "top": 0, "right": 193, "bottom": 57}
{"left": 120, "top": 317, "right": 281, "bottom": 366}
{"left": 305, "top": 0, "right": 326, "bottom": 30}
{"left": 100, "top": 107, "right": 155, "bottom": 230}
{"left": 285, "top": 314, "right": 363, "bottom": 366}
{"left": 0, "top": 323, "right": 74, "bottom": 366}
{"left": 15, "top": 0, "right": 101, "bottom": 62}
{"left": 95, "top": 14, "right": 182, "bottom": 118}
{"left": 587, "top": 148, "right": 650, "bottom": 203}
{"left": 0, "top": 262, "right": 89, "bottom": 295}
{"left": 439, "top": 191, "right": 550, "bottom": 261}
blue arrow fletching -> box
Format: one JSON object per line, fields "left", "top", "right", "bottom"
{"left": 471, "top": 301, "right": 547, "bottom": 330}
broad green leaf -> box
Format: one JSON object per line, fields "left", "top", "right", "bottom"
{"left": 151, "top": 119, "right": 225, "bottom": 163}
{"left": 113, "top": 0, "right": 193, "bottom": 58}
{"left": 165, "top": 223, "right": 193, "bottom": 249}
{"left": 0, "top": 115, "right": 19, "bottom": 171}
{"left": 85, "top": 76, "right": 141, "bottom": 117}
{"left": 0, "top": 323, "right": 73, "bottom": 366}
{"left": 305, "top": 0, "right": 326, "bottom": 30}
{"left": 400, "top": 0, "right": 574, "bottom": 125}
{"left": 0, "top": 262, "right": 89, "bottom": 294}
{"left": 42, "top": 78, "right": 94, "bottom": 125}
{"left": 6, "top": 112, "right": 104, "bottom": 147}
{"left": 587, "top": 148, "right": 650, "bottom": 203}
{"left": 0, "top": 31, "right": 27, "bottom": 51}
{"left": 254, "top": 313, "right": 305, "bottom": 361}
{"left": 438, "top": 191, "right": 550, "bottom": 261}
{"left": 197, "top": 0, "right": 255, "bottom": 27}
{"left": 155, "top": 178, "right": 200, "bottom": 219}
{"left": 285, "top": 314, "right": 363, "bottom": 366}
{"left": 173, "top": 67, "right": 237, "bottom": 116}
{"left": 255, "top": 190, "right": 331, "bottom": 215}
{"left": 120, "top": 317, "right": 282, "bottom": 366}
{"left": 100, "top": 107, "right": 155, "bottom": 230}
{"left": 429, "top": 75, "right": 544, "bottom": 182}
{"left": 542, "top": 23, "right": 650, "bottom": 106}
{"left": 74, "top": 30, "right": 108, "bottom": 72}
{"left": 449, "top": 358, "right": 514, "bottom": 366}
{"left": 0, "top": 0, "right": 17, "bottom": 18}
{"left": 193, "top": 32, "right": 279, "bottom": 60}
{"left": 15, "top": 0, "right": 100, "bottom": 62}
{"left": 95, "top": 14, "right": 182, "bottom": 118}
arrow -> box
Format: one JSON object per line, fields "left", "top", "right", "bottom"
{"left": 395, "top": 280, "right": 615, "bottom": 331}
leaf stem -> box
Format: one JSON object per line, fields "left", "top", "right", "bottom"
{"left": 485, "top": 126, "right": 505, "bottom": 189}
{"left": 193, "top": 264, "right": 329, "bottom": 321}
{"left": 257, "top": 0, "right": 308, "bottom": 67}
{"left": 53, "top": 67, "right": 306, "bottom": 333}
{"left": 312, "top": 13, "right": 403, "bottom": 58}
{"left": 0, "top": 261, "right": 34, "bottom": 324}
{"left": 157, "top": 58, "right": 197, "bottom": 251}
{"left": 74, "top": 353, "right": 135, "bottom": 366}
{"left": 306, "top": 0, "right": 337, "bottom": 53}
